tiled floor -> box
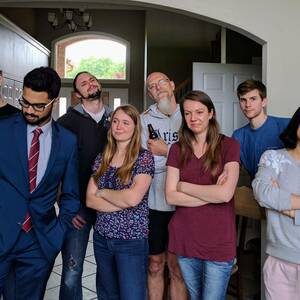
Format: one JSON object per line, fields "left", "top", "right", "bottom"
{"left": 44, "top": 233, "right": 98, "bottom": 300}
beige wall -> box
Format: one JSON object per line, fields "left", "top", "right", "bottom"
{"left": 132, "top": 0, "right": 299, "bottom": 116}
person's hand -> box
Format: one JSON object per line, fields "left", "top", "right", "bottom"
{"left": 176, "top": 181, "right": 183, "bottom": 192}
{"left": 72, "top": 214, "right": 87, "bottom": 230}
{"left": 282, "top": 210, "right": 295, "bottom": 218}
{"left": 271, "top": 178, "right": 279, "bottom": 188}
{"left": 271, "top": 180, "right": 295, "bottom": 218}
{"left": 95, "top": 189, "right": 104, "bottom": 198}
{"left": 147, "top": 138, "right": 168, "bottom": 156}
{"left": 217, "top": 169, "right": 228, "bottom": 185}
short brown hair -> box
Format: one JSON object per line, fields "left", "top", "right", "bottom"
{"left": 237, "top": 79, "right": 266, "bottom": 99}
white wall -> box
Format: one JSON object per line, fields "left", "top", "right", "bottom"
{"left": 132, "top": 0, "right": 300, "bottom": 117}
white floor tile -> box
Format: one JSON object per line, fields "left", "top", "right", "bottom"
{"left": 85, "top": 255, "right": 96, "bottom": 265}
{"left": 82, "top": 273, "right": 97, "bottom": 292}
{"left": 86, "top": 241, "right": 94, "bottom": 257}
{"left": 44, "top": 286, "right": 60, "bottom": 300}
{"left": 54, "top": 252, "right": 62, "bottom": 267}
{"left": 82, "top": 287, "right": 97, "bottom": 299}
{"left": 46, "top": 272, "right": 61, "bottom": 290}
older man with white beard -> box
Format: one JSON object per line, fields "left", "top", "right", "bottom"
{"left": 141, "top": 72, "right": 188, "bottom": 300}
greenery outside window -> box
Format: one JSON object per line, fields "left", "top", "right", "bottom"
{"left": 52, "top": 32, "right": 130, "bottom": 83}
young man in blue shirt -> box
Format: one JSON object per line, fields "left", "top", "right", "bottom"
{"left": 233, "top": 79, "right": 289, "bottom": 179}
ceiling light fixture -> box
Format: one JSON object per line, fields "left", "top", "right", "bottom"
{"left": 48, "top": 8, "right": 93, "bottom": 32}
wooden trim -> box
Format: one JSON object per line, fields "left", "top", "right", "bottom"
{"left": 234, "top": 186, "right": 266, "bottom": 220}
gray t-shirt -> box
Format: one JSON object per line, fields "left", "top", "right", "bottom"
{"left": 140, "top": 104, "right": 182, "bottom": 211}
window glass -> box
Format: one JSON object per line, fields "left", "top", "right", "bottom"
{"left": 54, "top": 35, "right": 128, "bottom": 81}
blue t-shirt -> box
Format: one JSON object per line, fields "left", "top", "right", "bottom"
{"left": 232, "top": 116, "right": 290, "bottom": 179}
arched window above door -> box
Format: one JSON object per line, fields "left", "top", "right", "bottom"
{"left": 52, "top": 32, "right": 130, "bottom": 83}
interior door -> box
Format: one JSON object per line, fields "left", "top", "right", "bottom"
{"left": 193, "top": 63, "right": 261, "bottom": 136}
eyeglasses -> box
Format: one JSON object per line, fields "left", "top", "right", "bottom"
{"left": 18, "top": 97, "right": 55, "bottom": 112}
{"left": 147, "top": 79, "right": 169, "bottom": 91}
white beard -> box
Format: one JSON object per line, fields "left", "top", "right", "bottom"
{"left": 157, "top": 97, "right": 173, "bottom": 115}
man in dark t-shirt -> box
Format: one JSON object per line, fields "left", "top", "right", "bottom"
{"left": 0, "top": 102, "right": 19, "bottom": 117}
{"left": 0, "top": 71, "right": 20, "bottom": 118}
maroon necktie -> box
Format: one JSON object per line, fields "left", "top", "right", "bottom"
{"left": 22, "top": 128, "right": 43, "bottom": 232}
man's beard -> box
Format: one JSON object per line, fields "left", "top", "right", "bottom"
{"left": 157, "top": 97, "right": 173, "bottom": 115}
{"left": 81, "top": 89, "right": 102, "bottom": 101}
{"left": 23, "top": 110, "right": 52, "bottom": 126}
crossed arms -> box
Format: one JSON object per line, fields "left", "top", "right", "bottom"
{"left": 165, "top": 161, "right": 240, "bottom": 207}
{"left": 86, "top": 174, "right": 152, "bottom": 213}
{"left": 252, "top": 150, "right": 300, "bottom": 222}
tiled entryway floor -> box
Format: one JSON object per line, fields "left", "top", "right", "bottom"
{"left": 44, "top": 233, "right": 98, "bottom": 300}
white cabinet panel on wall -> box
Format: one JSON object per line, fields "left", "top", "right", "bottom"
{"left": 2, "top": 77, "right": 22, "bottom": 107}
{"left": 0, "top": 14, "right": 50, "bottom": 83}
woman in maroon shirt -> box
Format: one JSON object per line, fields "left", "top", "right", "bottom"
{"left": 166, "top": 90, "right": 240, "bottom": 300}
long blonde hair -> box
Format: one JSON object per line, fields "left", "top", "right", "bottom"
{"left": 179, "top": 90, "right": 222, "bottom": 176}
{"left": 94, "top": 104, "right": 142, "bottom": 184}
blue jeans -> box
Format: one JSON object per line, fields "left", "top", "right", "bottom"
{"left": 178, "top": 255, "right": 234, "bottom": 300}
{"left": 59, "top": 207, "right": 94, "bottom": 300}
{"left": 93, "top": 232, "right": 148, "bottom": 300}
